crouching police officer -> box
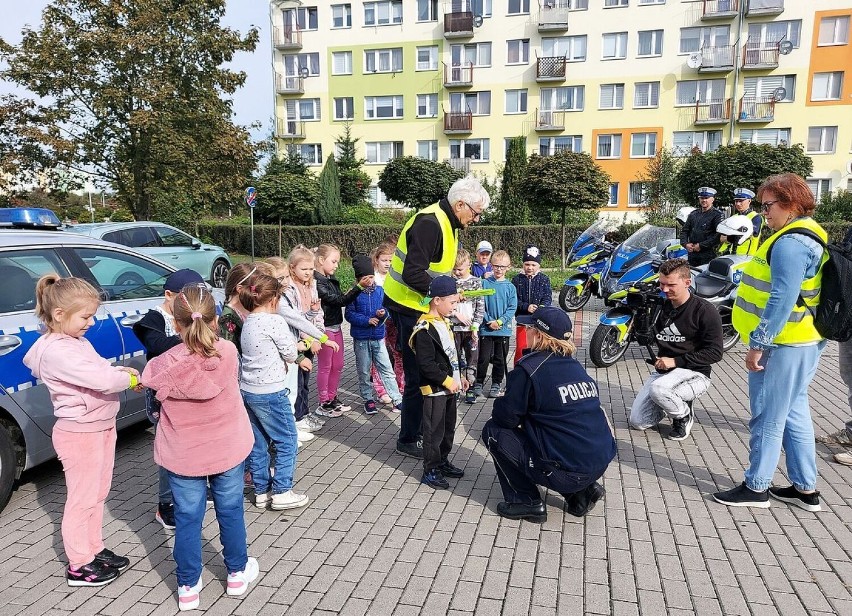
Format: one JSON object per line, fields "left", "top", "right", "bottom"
{"left": 482, "top": 307, "right": 617, "bottom": 523}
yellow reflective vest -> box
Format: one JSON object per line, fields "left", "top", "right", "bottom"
{"left": 384, "top": 202, "right": 459, "bottom": 313}
{"left": 732, "top": 217, "right": 828, "bottom": 345}
{"left": 720, "top": 211, "right": 762, "bottom": 256}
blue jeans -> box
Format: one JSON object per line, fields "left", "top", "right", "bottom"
{"left": 241, "top": 389, "right": 298, "bottom": 495}
{"left": 353, "top": 339, "right": 402, "bottom": 404}
{"left": 745, "top": 342, "right": 825, "bottom": 492}
{"left": 168, "top": 462, "right": 247, "bottom": 586}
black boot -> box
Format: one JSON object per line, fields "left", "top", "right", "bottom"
{"left": 496, "top": 501, "right": 547, "bottom": 523}
{"left": 564, "top": 482, "right": 606, "bottom": 517}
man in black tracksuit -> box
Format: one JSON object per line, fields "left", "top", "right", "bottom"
{"left": 681, "top": 186, "right": 723, "bottom": 267}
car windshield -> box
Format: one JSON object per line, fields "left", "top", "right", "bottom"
{"left": 623, "top": 224, "right": 676, "bottom": 251}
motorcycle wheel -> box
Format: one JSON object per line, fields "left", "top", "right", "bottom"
{"left": 721, "top": 325, "right": 740, "bottom": 352}
{"left": 559, "top": 284, "right": 591, "bottom": 312}
{"left": 589, "top": 324, "right": 631, "bottom": 368}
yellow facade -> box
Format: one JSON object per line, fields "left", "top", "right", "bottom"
{"left": 270, "top": 0, "right": 852, "bottom": 211}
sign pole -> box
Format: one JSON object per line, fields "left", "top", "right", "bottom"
{"left": 245, "top": 187, "right": 257, "bottom": 261}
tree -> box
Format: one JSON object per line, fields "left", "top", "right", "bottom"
{"left": 334, "top": 123, "right": 371, "bottom": 208}
{"left": 524, "top": 151, "right": 611, "bottom": 265}
{"left": 1, "top": 0, "right": 259, "bottom": 221}
{"left": 637, "top": 147, "right": 682, "bottom": 224}
{"left": 256, "top": 172, "right": 319, "bottom": 226}
{"left": 378, "top": 156, "right": 464, "bottom": 209}
{"left": 816, "top": 188, "right": 852, "bottom": 223}
{"left": 498, "top": 137, "right": 530, "bottom": 224}
{"left": 317, "top": 156, "right": 343, "bottom": 224}
{"left": 675, "top": 143, "right": 813, "bottom": 211}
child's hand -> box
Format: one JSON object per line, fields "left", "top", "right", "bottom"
{"left": 488, "top": 320, "right": 500, "bottom": 330}
{"left": 118, "top": 366, "right": 140, "bottom": 376}
{"left": 368, "top": 317, "right": 380, "bottom": 326}
{"left": 131, "top": 383, "right": 145, "bottom": 393}
{"left": 447, "top": 380, "right": 461, "bottom": 394}
{"left": 455, "top": 312, "right": 471, "bottom": 326}
{"left": 358, "top": 275, "right": 374, "bottom": 288}
{"left": 529, "top": 304, "right": 538, "bottom": 313}
{"left": 297, "top": 340, "right": 309, "bottom": 352}
{"left": 298, "top": 358, "right": 312, "bottom": 371}
{"left": 461, "top": 378, "right": 470, "bottom": 392}
{"left": 324, "top": 339, "right": 340, "bottom": 352}
{"left": 310, "top": 340, "right": 321, "bottom": 353}
{"left": 376, "top": 308, "right": 386, "bottom": 318}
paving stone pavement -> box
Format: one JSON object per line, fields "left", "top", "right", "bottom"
{"left": 1, "top": 299, "right": 851, "bottom": 615}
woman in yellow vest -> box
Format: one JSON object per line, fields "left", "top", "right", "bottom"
{"left": 714, "top": 173, "right": 828, "bottom": 512}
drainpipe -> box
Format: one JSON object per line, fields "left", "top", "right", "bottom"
{"left": 727, "top": 0, "right": 746, "bottom": 145}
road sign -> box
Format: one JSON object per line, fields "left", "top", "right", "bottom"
{"left": 244, "top": 186, "right": 257, "bottom": 208}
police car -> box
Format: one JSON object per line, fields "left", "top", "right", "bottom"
{"left": 0, "top": 208, "right": 206, "bottom": 512}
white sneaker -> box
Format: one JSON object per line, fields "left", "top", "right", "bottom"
{"left": 379, "top": 394, "right": 392, "bottom": 405}
{"left": 294, "top": 418, "right": 316, "bottom": 433}
{"left": 305, "top": 414, "right": 325, "bottom": 430}
{"left": 254, "top": 493, "right": 269, "bottom": 509}
{"left": 296, "top": 430, "right": 315, "bottom": 443}
{"left": 270, "top": 490, "right": 310, "bottom": 511}
{"left": 226, "top": 557, "right": 259, "bottom": 597}
{"left": 178, "top": 576, "right": 203, "bottom": 611}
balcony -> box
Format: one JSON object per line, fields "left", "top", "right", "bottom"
{"left": 536, "top": 56, "right": 567, "bottom": 83}
{"left": 276, "top": 119, "right": 306, "bottom": 139}
{"left": 742, "top": 41, "right": 780, "bottom": 69}
{"left": 738, "top": 96, "right": 775, "bottom": 123}
{"left": 445, "top": 158, "right": 472, "bottom": 174}
{"left": 444, "top": 11, "right": 474, "bottom": 39}
{"left": 694, "top": 99, "right": 732, "bottom": 125}
{"left": 275, "top": 74, "right": 304, "bottom": 94}
{"left": 444, "top": 111, "right": 473, "bottom": 134}
{"left": 701, "top": 0, "right": 739, "bottom": 20}
{"left": 272, "top": 26, "right": 302, "bottom": 50}
{"left": 746, "top": 0, "right": 784, "bottom": 16}
{"left": 534, "top": 109, "right": 566, "bottom": 131}
{"left": 538, "top": 2, "right": 570, "bottom": 32}
{"left": 443, "top": 62, "right": 474, "bottom": 88}
{"left": 698, "top": 45, "right": 736, "bottom": 72}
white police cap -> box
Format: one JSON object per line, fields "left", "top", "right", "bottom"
{"left": 697, "top": 187, "right": 717, "bottom": 197}
{"left": 733, "top": 188, "right": 755, "bottom": 200}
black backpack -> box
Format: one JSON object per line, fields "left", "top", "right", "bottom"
{"left": 767, "top": 227, "right": 852, "bottom": 342}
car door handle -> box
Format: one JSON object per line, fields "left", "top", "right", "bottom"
{"left": 0, "top": 335, "right": 22, "bottom": 356}
{"left": 120, "top": 314, "right": 145, "bottom": 327}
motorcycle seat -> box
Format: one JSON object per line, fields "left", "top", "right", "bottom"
{"left": 707, "top": 257, "right": 736, "bottom": 278}
{"left": 693, "top": 273, "right": 730, "bottom": 298}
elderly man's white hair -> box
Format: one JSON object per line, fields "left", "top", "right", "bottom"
{"left": 447, "top": 175, "right": 490, "bottom": 209}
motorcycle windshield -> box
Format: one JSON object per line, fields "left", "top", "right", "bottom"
{"left": 623, "top": 224, "right": 676, "bottom": 252}
{"left": 570, "top": 219, "right": 617, "bottom": 256}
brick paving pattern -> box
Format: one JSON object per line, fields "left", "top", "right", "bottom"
{"left": 1, "top": 300, "right": 851, "bottom": 615}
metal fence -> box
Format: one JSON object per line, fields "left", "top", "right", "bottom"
{"left": 536, "top": 56, "right": 567, "bottom": 80}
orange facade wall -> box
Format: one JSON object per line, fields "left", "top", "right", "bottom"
{"left": 591, "top": 126, "right": 664, "bottom": 211}
{"left": 807, "top": 9, "right": 852, "bottom": 107}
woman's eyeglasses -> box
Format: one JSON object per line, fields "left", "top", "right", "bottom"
{"left": 760, "top": 200, "right": 779, "bottom": 210}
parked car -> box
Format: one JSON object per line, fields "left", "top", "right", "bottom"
{"left": 66, "top": 221, "right": 231, "bottom": 288}
{"left": 0, "top": 208, "right": 218, "bottom": 512}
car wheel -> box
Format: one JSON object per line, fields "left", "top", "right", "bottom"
{"left": 0, "top": 424, "right": 17, "bottom": 513}
{"left": 115, "top": 272, "right": 144, "bottom": 287}
{"left": 210, "top": 259, "right": 230, "bottom": 289}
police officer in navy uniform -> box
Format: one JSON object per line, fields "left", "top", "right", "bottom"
{"left": 481, "top": 307, "right": 617, "bottom": 523}
{"left": 681, "top": 187, "right": 723, "bottom": 267}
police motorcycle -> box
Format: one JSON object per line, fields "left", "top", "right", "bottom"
{"left": 558, "top": 219, "right": 619, "bottom": 311}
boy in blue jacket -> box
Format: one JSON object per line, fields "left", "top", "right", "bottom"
{"left": 345, "top": 255, "right": 403, "bottom": 415}
{"left": 474, "top": 250, "right": 518, "bottom": 398}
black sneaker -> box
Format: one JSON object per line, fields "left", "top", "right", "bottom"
{"left": 94, "top": 549, "right": 130, "bottom": 572}
{"left": 395, "top": 439, "right": 423, "bottom": 459}
{"left": 464, "top": 390, "right": 476, "bottom": 404}
{"left": 769, "top": 486, "right": 822, "bottom": 512}
{"left": 496, "top": 501, "right": 547, "bottom": 523}
{"left": 669, "top": 408, "right": 694, "bottom": 441}
{"left": 713, "top": 482, "right": 770, "bottom": 508}
{"left": 438, "top": 460, "right": 465, "bottom": 478}
{"left": 564, "top": 482, "right": 606, "bottom": 517}
{"left": 156, "top": 502, "right": 176, "bottom": 530}
{"left": 421, "top": 469, "right": 450, "bottom": 490}
{"left": 66, "top": 559, "right": 120, "bottom": 587}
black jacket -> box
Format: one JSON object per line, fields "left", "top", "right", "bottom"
{"left": 314, "top": 272, "right": 361, "bottom": 327}
{"left": 681, "top": 207, "right": 723, "bottom": 258}
{"left": 410, "top": 317, "right": 456, "bottom": 395}
{"left": 654, "top": 294, "right": 723, "bottom": 377}
{"left": 133, "top": 309, "right": 181, "bottom": 361}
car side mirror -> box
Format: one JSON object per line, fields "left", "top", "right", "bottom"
{"left": 191, "top": 240, "right": 202, "bottom": 250}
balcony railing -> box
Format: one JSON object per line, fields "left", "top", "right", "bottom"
{"left": 538, "top": 2, "right": 570, "bottom": 32}
{"left": 536, "top": 56, "right": 567, "bottom": 82}
{"left": 742, "top": 40, "right": 780, "bottom": 69}
{"left": 699, "top": 44, "right": 736, "bottom": 72}
{"left": 694, "top": 99, "right": 732, "bottom": 124}
{"left": 275, "top": 74, "right": 304, "bottom": 94}
{"left": 276, "top": 119, "right": 306, "bottom": 139}
{"left": 444, "top": 11, "right": 474, "bottom": 38}
{"left": 445, "top": 157, "right": 472, "bottom": 174}
{"left": 535, "top": 109, "right": 566, "bottom": 131}
{"left": 272, "top": 26, "right": 302, "bottom": 50}
{"left": 444, "top": 111, "right": 473, "bottom": 134}
{"left": 443, "top": 62, "right": 474, "bottom": 87}
{"left": 746, "top": 0, "right": 784, "bottom": 16}
{"left": 738, "top": 96, "right": 775, "bottom": 122}
{"left": 702, "top": 0, "right": 739, "bottom": 20}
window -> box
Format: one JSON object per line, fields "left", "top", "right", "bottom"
{"left": 332, "top": 51, "right": 352, "bottom": 75}
{"left": 818, "top": 16, "right": 849, "bottom": 46}
{"left": 364, "top": 1, "right": 403, "bottom": 26}
{"left": 539, "top": 136, "right": 582, "bottom": 156}
{"left": 605, "top": 0, "right": 628, "bottom": 6}
{"left": 417, "top": 140, "right": 438, "bottom": 161}
{"left": 451, "top": 43, "right": 492, "bottom": 67}
{"left": 450, "top": 138, "right": 490, "bottom": 161}
{"left": 747, "top": 20, "right": 801, "bottom": 49}
{"left": 739, "top": 128, "right": 790, "bottom": 146}
{"left": 807, "top": 178, "right": 831, "bottom": 202}
{"left": 417, "top": 0, "right": 438, "bottom": 22}
{"left": 602, "top": 32, "right": 628, "bottom": 60}
{"left": 542, "top": 35, "right": 587, "bottom": 62}
{"left": 673, "top": 130, "right": 722, "bottom": 155}
{"left": 416, "top": 46, "right": 438, "bottom": 71}
{"left": 508, "top": 0, "right": 530, "bottom": 15}
{"left": 569, "top": 0, "right": 588, "bottom": 7}
{"left": 629, "top": 182, "right": 648, "bottom": 207}
{"left": 743, "top": 75, "right": 795, "bottom": 102}
{"left": 366, "top": 141, "right": 403, "bottom": 164}
{"left": 287, "top": 98, "right": 321, "bottom": 121}
{"left": 675, "top": 78, "right": 725, "bottom": 105}
{"left": 284, "top": 53, "right": 320, "bottom": 77}
{"left": 153, "top": 226, "right": 193, "bottom": 247}
{"left": 631, "top": 133, "right": 657, "bottom": 157}
{"left": 291, "top": 144, "right": 322, "bottom": 165}
{"left": 0, "top": 249, "right": 70, "bottom": 313}
{"left": 75, "top": 247, "right": 171, "bottom": 301}
{"left": 608, "top": 183, "right": 619, "bottom": 207}
{"left": 369, "top": 185, "right": 396, "bottom": 208}
{"left": 505, "top": 89, "right": 528, "bottom": 114}
{"left": 540, "top": 86, "right": 584, "bottom": 111}
{"left": 599, "top": 84, "right": 624, "bottom": 109}
{"left": 679, "top": 26, "right": 730, "bottom": 54}
{"left": 637, "top": 30, "right": 663, "bottom": 57}
{"left": 285, "top": 7, "right": 318, "bottom": 31}
{"left": 634, "top": 81, "right": 660, "bottom": 108}
{"left": 507, "top": 39, "right": 530, "bottom": 65}
{"left": 450, "top": 91, "right": 491, "bottom": 115}
{"left": 416, "top": 94, "right": 438, "bottom": 118}
{"left": 364, "top": 48, "right": 403, "bottom": 73}
{"left": 811, "top": 72, "right": 844, "bottom": 101}
{"left": 807, "top": 126, "right": 837, "bottom": 154}
{"left": 639, "top": 0, "right": 665, "bottom": 4}
{"left": 334, "top": 97, "right": 354, "bottom": 120}
{"left": 597, "top": 134, "right": 622, "bottom": 158}
{"left": 365, "top": 95, "right": 404, "bottom": 119}
{"left": 331, "top": 4, "right": 352, "bottom": 28}
{"left": 104, "top": 226, "right": 158, "bottom": 248}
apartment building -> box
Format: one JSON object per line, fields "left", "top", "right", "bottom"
{"left": 270, "top": 0, "right": 852, "bottom": 211}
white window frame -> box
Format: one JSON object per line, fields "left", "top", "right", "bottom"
{"left": 451, "top": 42, "right": 492, "bottom": 68}
{"left": 331, "top": 4, "right": 352, "bottom": 29}
{"left": 364, "top": 95, "right": 404, "bottom": 120}
{"left": 364, "top": 48, "right": 403, "bottom": 74}
{"left": 637, "top": 30, "right": 663, "bottom": 58}
{"left": 602, "top": 32, "right": 628, "bottom": 60}
{"left": 540, "top": 86, "right": 584, "bottom": 112}
{"left": 365, "top": 141, "right": 403, "bottom": 164}
{"left": 739, "top": 128, "right": 791, "bottom": 147}
{"left": 597, "top": 134, "right": 622, "bottom": 159}
{"left": 296, "top": 144, "right": 322, "bottom": 165}
{"left": 599, "top": 83, "right": 624, "bottom": 110}
{"left": 539, "top": 136, "right": 582, "bottom": 156}
{"left": 507, "top": 39, "right": 530, "bottom": 65}
{"left": 286, "top": 7, "right": 318, "bottom": 31}
{"left": 807, "top": 126, "right": 837, "bottom": 154}
{"left": 811, "top": 72, "right": 844, "bottom": 102}
{"left": 638, "top": 0, "right": 665, "bottom": 4}
{"left": 333, "top": 97, "right": 354, "bottom": 121}
{"left": 673, "top": 130, "right": 722, "bottom": 155}
{"left": 679, "top": 26, "right": 730, "bottom": 54}
{"left": 675, "top": 79, "right": 726, "bottom": 106}
{"left": 416, "top": 93, "right": 438, "bottom": 118}
{"left": 450, "top": 91, "right": 491, "bottom": 116}
{"left": 743, "top": 75, "right": 796, "bottom": 102}
{"left": 631, "top": 132, "right": 657, "bottom": 158}
{"left": 417, "top": 140, "right": 438, "bottom": 161}
{"left": 634, "top": 81, "right": 660, "bottom": 108}
{"left": 416, "top": 46, "right": 438, "bottom": 71}
{"left": 364, "top": 0, "right": 403, "bottom": 26}
{"left": 508, "top": 0, "right": 530, "bottom": 15}
{"left": 542, "top": 36, "right": 587, "bottom": 62}
{"left": 604, "top": 0, "right": 629, "bottom": 7}
{"left": 505, "top": 89, "right": 528, "bottom": 114}
{"left": 449, "top": 138, "right": 490, "bottom": 162}
{"left": 568, "top": 0, "right": 589, "bottom": 9}
{"left": 608, "top": 183, "right": 619, "bottom": 207}
{"left": 628, "top": 182, "right": 649, "bottom": 207}
{"left": 818, "top": 16, "right": 849, "bottom": 46}
{"left": 284, "top": 53, "right": 320, "bottom": 77}
{"left": 747, "top": 20, "right": 802, "bottom": 49}
{"left": 331, "top": 51, "right": 352, "bottom": 75}
{"left": 807, "top": 178, "right": 831, "bottom": 202}
{"left": 293, "top": 98, "right": 321, "bottom": 122}
{"left": 416, "top": 0, "right": 438, "bottom": 23}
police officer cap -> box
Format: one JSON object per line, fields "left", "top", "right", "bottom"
{"left": 427, "top": 275, "right": 458, "bottom": 299}
{"left": 733, "top": 188, "right": 755, "bottom": 200}
{"left": 697, "top": 187, "right": 717, "bottom": 197}
{"left": 517, "top": 306, "right": 572, "bottom": 340}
